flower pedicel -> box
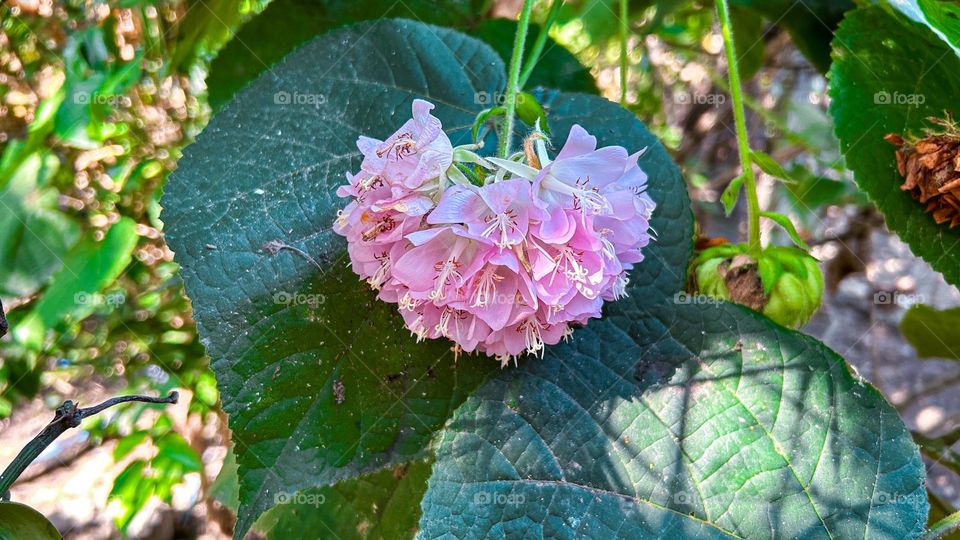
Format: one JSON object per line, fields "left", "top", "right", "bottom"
{"left": 334, "top": 99, "right": 655, "bottom": 365}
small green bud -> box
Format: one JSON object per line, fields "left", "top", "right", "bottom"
{"left": 691, "top": 244, "right": 823, "bottom": 328}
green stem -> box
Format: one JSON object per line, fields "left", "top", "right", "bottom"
{"left": 921, "top": 511, "right": 960, "bottom": 540}
{"left": 499, "top": 0, "right": 535, "bottom": 158}
{"left": 716, "top": 0, "right": 761, "bottom": 252}
{"left": 518, "top": 0, "right": 564, "bottom": 89}
{"left": 619, "top": 0, "right": 629, "bottom": 105}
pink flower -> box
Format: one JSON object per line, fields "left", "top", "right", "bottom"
{"left": 333, "top": 100, "right": 655, "bottom": 366}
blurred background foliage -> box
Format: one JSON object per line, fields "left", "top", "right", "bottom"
{"left": 1, "top": 0, "right": 959, "bottom": 538}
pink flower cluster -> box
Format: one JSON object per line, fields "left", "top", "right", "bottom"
{"left": 334, "top": 99, "right": 655, "bottom": 365}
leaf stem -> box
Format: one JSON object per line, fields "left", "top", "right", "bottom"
{"left": 619, "top": 0, "right": 629, "bottom": 105}
{"left": 499, "top": 0, "right": 536, "bottom": 158}
{"left": 716, "top": 0, "right": 761, "bottom": 252}
{"left": 921, "top": 511, "right": 960, "bottom": 540}
{"left": 518, "top": 0, "right": 564, "bottom": 89}
{"left": 0, "top": 392, "right": 179, "bottom": 498}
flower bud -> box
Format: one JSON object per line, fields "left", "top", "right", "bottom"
{"left": 692, "top": 244, "right": 823, "bottom": 328}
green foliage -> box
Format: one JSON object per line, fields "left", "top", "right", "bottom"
{"left": 163, "top": 20, "right": 506, "bottom": 536}
{"left": 0, "top": 501, "right": 61, "bottom": 540}
{"left": 13, "top": 218, "right": 138, "bottom": 349}
{"left": 731, "top": 0, "right": 854, "bottom": 73}
{"left": 256, "top": 460, "right": 432, "bottom": 539}
{"left": 163, "top": 17, "right": 693, "bottom": 536}
{"left": 0, "top": 152, "right": 80, "bottom": 299}
{"left": 900, "top": 305, "right": 960, "bottom": 360}
{"left": 205, "top": 0, "right": 490, "bottom": 110}
{"left": 473, "top": 19, "right": 598, "bottom": 94}
{"left": 751, "top": 150, "right": 797, "bottom": 184}
{"left": 829, "top": 3, "right": 960, "bottom": 288}
{"left": 730, "top": 5, "right": 765, "bottom": 80}
{"left": 420, "top": 300, "right": 927, "bottom": 539}
{"left": 3, "top": 1, "right": 954, "bottom": 538}
{"left": 109, "top": 429, "right": 203, "bottom": 531}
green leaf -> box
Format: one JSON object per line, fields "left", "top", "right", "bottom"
{"left": 900, "top": 304, "right": 960, "bottom": 360}
{"left": 0, "top": 151, "right": 80, "bottom": 299}
{"left": 168, "top": 18, "right": 690, "bottom": 538}
{"left": 155, "top": 433, "right": 203, "bottom": 473}
{"left": 473, "top": 19, "right": 598, "bottom": 94}
{"left": 515, "top": 92, "right": 549, "bottom": 134}
{"left": 209, "top": 446, "right": 241, "bottom": 514}
{"left": 889, "top": 0, "right": 960, "bottom": 55}
{"left": 113, "top": 431, "right": 149, "bottom": 461}
{"left": 760, "top": 210, "right": 809, "bottom": 250}
{"left": 721, "top": 174, "right": 745, "bottom": 216}
{"left": 750, "top": 150, "right": 795, "bottom": 183}
{"left": 419, "top": 300, "right": 928, "bottom": 539}
{"left": 169, "top": 0, "right": 271, "bottom": 71}
{"left": 13, "top": 217, "right": 138, "bottom": 349}
{"left": 163, "top": 20, "right": 506, "bottom": 537}
{"left": 730, "top": 5, "right": 765, "bottom": 80}
{"left": 828, "top": 5, "right": 960, "bottom": 288}
{"left": 0, "top": 501, "right": 61, "bottom": 540}
{"left": 256, "top": 460, "right": 432, "bottom": 539}
{"left": 205, "top": 0, "right": 488, "bottom": 110}
{"left": 109, "top": 460, "right": 152, "bottom": 532}
{"left": 472, "top": 106, "right": 506, "bottom": 141}
{"left": 732, "top": 0, "right": 853, "bottom": 73}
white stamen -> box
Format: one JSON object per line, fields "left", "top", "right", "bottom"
{"left": 399, "top": 292, "right": 420, "bottom": 311}
{"left": 471, "top": 267, "right": 504, "bottom": 308}
{"left": 481, "top": 211, "right": 518, "bottom": 249}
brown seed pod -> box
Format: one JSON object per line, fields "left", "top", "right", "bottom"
{"left": 887, "top": 113, "right": 960, "bottom": 228}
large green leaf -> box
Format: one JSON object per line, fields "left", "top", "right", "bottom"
{"left": 13, "top": 217, "right": 138, "bottom": 349}
{"left": 900, "top": 304, "right": 960, "bottom": 360}
{"left": 888, "top": 0, "right": 960, "bottom": 55}
{"left": 419, "top": 299, "right": 927, "bottom": 539}
{"left": 205, "top": 0, "right": 488, "bottom": 110}
{"left": 732, "top": 0, "right": 854, "bottom": 73}
{"left": 164, "top": 17, "right": 691, "bottom": 536}
{"left": 828, "top": 5, "right": 960, "bottom": 288}
{"left": 0, "top": 501, "right": 61, "bottom": 540}
{"left": 163, "top": 20, "right": 507, "bottom": 537}
{"left": 0, "top": 151, "right": 80, "bottom": 299}
{"left": 255, "top": 460, "right": 432, "bottom": 539}
{"left": 473, "top": 19, "right": 598, "bottom": 94}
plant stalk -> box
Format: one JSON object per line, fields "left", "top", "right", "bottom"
{"left": 518, "top": 0, "right": 564, "bottom": 89}
{"left": 619, "top": 0, "right": 629, "bottom": 105}
{"left": 499, "top": 0, "right": 536, "bottom": 158}
{"left": 921, "top": 510, "right": 960, "bottom": 540}
{"left": 716, "top": 0, "right": 761, "bottom": 252}
{"left": 0, "top": 392, "right": 179, "bottom": 499}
